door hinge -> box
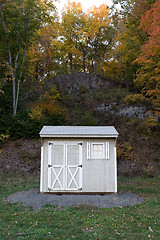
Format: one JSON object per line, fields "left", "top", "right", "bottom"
{"left": 78, "top": 164, "right": 82, "bottom": 168}
{"left": 49, "top": 142, "right": 53, "bottom": 145}
{"left": 78, "top": 187, "right": 82, "bottom": 191}
{"left": 78, "top": 142, "right": 82, "bottom": 145}
{"left": 48, "top": 164, "right": 53, "bottom": 168}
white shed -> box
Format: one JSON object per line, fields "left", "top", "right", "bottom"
{"left": 40, "top": 126, "right": 119, "bottom": 193}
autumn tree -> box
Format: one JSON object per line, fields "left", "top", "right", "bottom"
{"left": 85, "top": 4, "right": 112, "bottom": 74}
{"left": 60, "top": 1, "right": 86, "bottom": 72}
{"left": 0, "top": 0, "right": 56, "bottom": 116}
{"left": 60, "top": 2, "right": 113, "bottom": 74}
{"left": 27, "top": 11, "right": 60, "bottom": 81}
{"left": 134, "top": 0, "right": 160, "bottom": 119}
{"left": 112, "top": 0, "right": 156, "bottom": 90}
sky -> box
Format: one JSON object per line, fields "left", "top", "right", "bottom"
{"left": 55, "top": 0, "right": 113, "bottom": 15}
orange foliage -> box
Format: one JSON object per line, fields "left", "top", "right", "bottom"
{"left": 85, "top": 4, "right": 110, "bottom": 38}
{"left": 135, "top": 0, "right": 160, "bottom": 119}
{"left": 27, "top": 14, "right": 60, "bottom": 80}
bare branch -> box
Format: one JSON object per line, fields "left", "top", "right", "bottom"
{"left": 19, "top": 24, "right": 29, "bottom": 79}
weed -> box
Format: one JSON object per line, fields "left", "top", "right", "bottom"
{"left": 20, "top": 150, "right": 30, "bottom": 159}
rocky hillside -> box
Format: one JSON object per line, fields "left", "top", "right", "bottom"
{"left": 45, "top": 72, "right": 113, "bottom": 95}
{"left": 0, "top": 72, "right": 159, "bottom": 176}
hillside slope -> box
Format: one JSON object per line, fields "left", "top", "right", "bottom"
{"left": 0, "top": 73, "right": 159, "bottom": 176}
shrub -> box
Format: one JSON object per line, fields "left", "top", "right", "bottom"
{"left": 124, "top": 94, "right": 148, "bottom": 105}
{"left": 0, "top": 132, "right": 10, "bottom": 142}
{"left": 0, "top": 131, "right": 10, "bottom": 147}
{"left": 142, "top": 162, "right": 159, "bottom": 177}
{"left": 81, "top": 113, "right": 99, "bottom": 126}
{"left": 117, "top": 142, "right": 134, "bottom": 162}
{"left": 28, "top": 86, "right": 68, "bottom": 124}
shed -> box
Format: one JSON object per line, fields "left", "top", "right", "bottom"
{"left": 40, "top": 126, "right": 119, "bottom": 193}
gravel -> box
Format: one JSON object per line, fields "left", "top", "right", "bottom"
{"left": 6, "top": 189, "right": 144, "bottom": 210}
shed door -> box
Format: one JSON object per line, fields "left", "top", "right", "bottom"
{"left": 48, "top": 142, "right": 82, "bottom": 191}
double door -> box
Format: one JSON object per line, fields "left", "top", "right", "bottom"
{"left": 48, "top": 142, "right": 82, "bottom": 191}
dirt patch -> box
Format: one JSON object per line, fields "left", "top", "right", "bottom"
{"left": 6, "top": 189, "right": 144, "bottom": 210}
{"left": 0, "top": 139, "right": 41, "bottom": 173}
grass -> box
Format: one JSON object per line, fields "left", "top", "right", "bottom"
{"left": 0, "top": 174, "right": 160, "bottom": 239}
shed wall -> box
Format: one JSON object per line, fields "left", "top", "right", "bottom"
{"left": 40, "top": 137, "right": 117, "bottom": 193}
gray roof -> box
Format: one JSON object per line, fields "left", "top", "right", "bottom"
{"left": 40, "top": 126, "right": 118, "bottom": 138}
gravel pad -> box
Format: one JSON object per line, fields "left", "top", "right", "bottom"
{"left": 6, "top": 189, "right": 144, "bottom": 210}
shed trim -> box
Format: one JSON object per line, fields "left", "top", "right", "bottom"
{"left": 114, "top": 146, "right": 117, "bottom": 193}
{"left": 40, "top": 146, "right": 44, "bottom": 192}
{"left": 40, "top": 134, "right": 118, "bottom": 138}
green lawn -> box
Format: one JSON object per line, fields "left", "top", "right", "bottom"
{"left": 0, "top": 174, "right": 159, "bottom": 239}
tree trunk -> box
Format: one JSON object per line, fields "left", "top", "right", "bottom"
{"left": 119, "top": 53, "right": 130, "bottom": 91}
{"left": 94, "top": 41, "right": 98, "bottom": 74}
{"left": 12, "top": 76, "right": 16, "bottom": 116}
{"left": 100, "top": 52, "right": 105, "bottom": 73}
{"left": 1, "top": 7, "right": 29, "bottom": 116}
{"left": 94, "top": 51, "right": 98, "bottom": 74}
{"left": 83, "top": 51, "right": 86, "bottom": 72}
{"left": 69, "top": 53, "right": 73, "bottom": 72}
{"left": 122, "top": 70, "right": 129, "bottom": 91}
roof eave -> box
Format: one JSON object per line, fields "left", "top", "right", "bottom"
{"left": 40, "top": 134, "right": 118, "bottom": 138}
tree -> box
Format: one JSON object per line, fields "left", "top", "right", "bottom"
{"left": 0, "top": 0, "right": 56, "bottom": 116}
{"left": 27, "top": 12, "right": 60, "bottom": 81}
{"left": 60, "top": 1, "right": 86, "bottom": 72}
{"left": 59, "top": 2, "right": 113, "bottom": 74}
{"left": 85, "top": 4, "right": 112, "bottom": 74}
{"left": 135, "top": 0, "right": 160, "bottom": 119}
{"left": 112, "top": 0, "right": 156, "bottom": 90}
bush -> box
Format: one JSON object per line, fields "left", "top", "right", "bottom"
{"left": 124, "top": 94, "right": 149, "bottom": 105}
{"left": 81, "top": 113, "right": 99, "bottom": 126}
{"left": 0, "top": 84, "right": 68, "bottom": 139}
{"left": 117, "top": 142, "right": 134, "bottom": 162}
{"left": 0, "top": 109, "right": 68, "bottom": 140}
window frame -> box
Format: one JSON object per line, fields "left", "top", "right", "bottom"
{"left": 87, "top": 142, "right": 109, "bottom": 160}
{"left": 91, "top": 142, "right": 105, "bottom": 159}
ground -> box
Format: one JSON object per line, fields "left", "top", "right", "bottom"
{"left": 6, "top": 189, "right": 144, "bottom": 210}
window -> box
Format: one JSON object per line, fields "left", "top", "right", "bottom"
{"left": 87, "top": 142, "right": 109, "bottom": 159}
{"left": 92, "top": 143, "right": 104, "bottom": 158}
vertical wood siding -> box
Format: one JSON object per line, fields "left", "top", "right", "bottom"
{"left": 40, "top": 138, "right": 117, "bottom": 193}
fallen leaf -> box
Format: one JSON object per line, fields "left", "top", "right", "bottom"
{"left": 149, "top": 227, "right": 153, "bottom": 232}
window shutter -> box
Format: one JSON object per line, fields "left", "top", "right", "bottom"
{"left": 87, "top": 142, "right": 90, "bottom": 159}
{"left": 106, "top": 142, "right": 109, "bottom": 159}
